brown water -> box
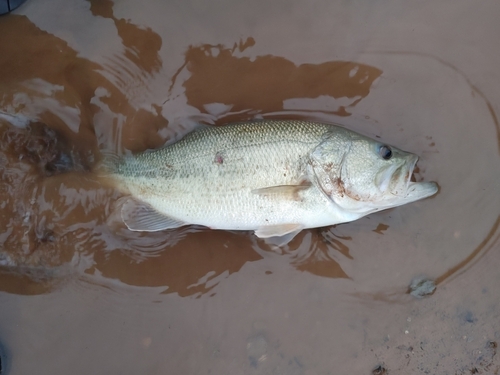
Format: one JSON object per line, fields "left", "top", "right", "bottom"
{"left": 0, "top": 0, "right": 499, "bottom": 374}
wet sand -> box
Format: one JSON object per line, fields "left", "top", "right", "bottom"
{"left": 0, "top": 0, "right": 499, "bottom": 373}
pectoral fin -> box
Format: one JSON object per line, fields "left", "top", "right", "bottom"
{"left": 251, "top": 182, "right": 312, "bottom": 201}
{"left": 254, "top": 223, "right": 304, "bottom": 246}
{"left": 120, "top": 197, "right": 186, "bottom": 232}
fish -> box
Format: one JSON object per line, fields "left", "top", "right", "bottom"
{"left": 100, "top": 120, "right": 438, "bottom": 244}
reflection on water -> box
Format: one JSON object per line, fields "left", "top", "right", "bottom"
{"left": 0, "top": 8, "right": 390, "bottom": 296}
{"left": 251, "top": 229, "right": 352, "bottom": 279}
{"left": 173, "top": 39, "right": 382, "bottom": 121}
{"left": 0, "top": 3, "right": 499, "bottom": 299}
{"left": 0, "top": 0, "right": 498, "bottom": 296}
{"left": 93, "top": 230, "right": 262, "bottom": 296}
{"left": 89, "top": 0, "right": 163, "bottom": 102}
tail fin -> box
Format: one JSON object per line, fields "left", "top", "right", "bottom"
{"left": 93, "top": 150, "right": 123, "bottom": 177}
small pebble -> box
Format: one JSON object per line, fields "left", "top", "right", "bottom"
{"left": 372, "top": 364, "right": 387, "bottom": 374}
{"left": 246, "top": 334, "right": 268, "bottom": 368}
{"left": 408, "top": 276, "right": 436, "bottom": 298}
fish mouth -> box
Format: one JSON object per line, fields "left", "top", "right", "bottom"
{"left": 375, "top": 154, "right": 438, "bottom": 205}
{"left": 403, "top": 156, "right": 438, "bottom": 201}
{"left": 377, "top": 155, "right": 419, "bottom": 197}
{"left": 404, "top": 154, "right": 419, "bottom": 194}
{"left": 405, "top": 180, "right": 439, "bottom": 200}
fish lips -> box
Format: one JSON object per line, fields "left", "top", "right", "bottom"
{"left": 377, "top": 155, "right": 438, "bottom": 207}
{"left": 405, "top": 180, "right": 439, "bottom": 201}
{"left": 400, "top": 156, "right": 438, "bottom": 203}
{"left": 375, "top": 154, "right": 418, "bottom": 196}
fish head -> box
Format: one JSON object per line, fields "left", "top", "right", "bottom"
{"left": 310, "top": 131, "right": 438, "bottom": 215}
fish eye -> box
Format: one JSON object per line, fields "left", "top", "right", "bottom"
{"left": 379, "top": 145, "right": 393, "bottom": 160}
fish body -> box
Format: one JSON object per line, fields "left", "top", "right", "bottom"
{"left": 102, "top": 120, "right": 438, "bottom": 242}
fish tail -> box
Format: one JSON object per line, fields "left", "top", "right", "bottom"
{"left": 93, "top": 150, "right": 123, "bottom": 177}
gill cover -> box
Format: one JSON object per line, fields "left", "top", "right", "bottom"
{"left": 307, "top": 131, "right": 352, "bottom": 202}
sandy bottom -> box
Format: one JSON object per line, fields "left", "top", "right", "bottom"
{"left": 0, "top": 0, "right": 499, "bottom": 374}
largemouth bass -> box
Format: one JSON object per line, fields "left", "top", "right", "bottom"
{"left": 101, "top": 120, "right": 438, "bottom": 244}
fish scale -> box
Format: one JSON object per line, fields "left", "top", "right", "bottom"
{"left": 103, "top": 120, "right": 438, "bottom": 243}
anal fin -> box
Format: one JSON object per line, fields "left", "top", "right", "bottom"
{"left": 120, "top": 197, "right": 186, "bottom": 232}
{"left": 254, "top": 223, "right": 304, "bottom": 246}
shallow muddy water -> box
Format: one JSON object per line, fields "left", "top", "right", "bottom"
{"left": 0, "top": 0, "right": 499, "bottom": 374}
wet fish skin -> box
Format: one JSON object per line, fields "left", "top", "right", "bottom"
{"left": 102, "top": 120, "right": 438, "bottom": 243}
